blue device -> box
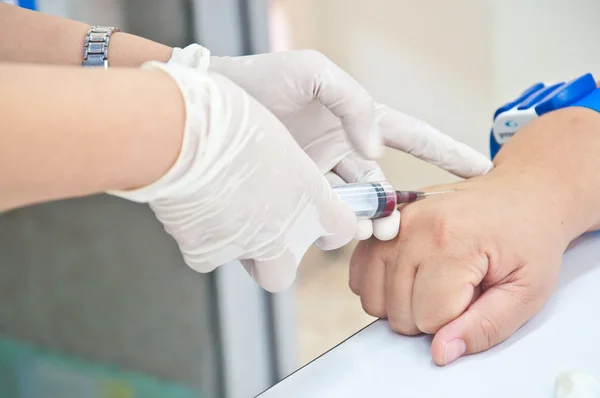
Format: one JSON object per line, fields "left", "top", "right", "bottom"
{"left": 0, "top": 0, "right": 37, "bottom": 10}
{"left": 490, "top": 73, "right": 600, "bottom": 159}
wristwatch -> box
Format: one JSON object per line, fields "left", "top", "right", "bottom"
{"left": 490, "top": 73, "right": 600, "bottom": 159}
{"left": 82, "top": 26, "right": 120, "bottom": 68}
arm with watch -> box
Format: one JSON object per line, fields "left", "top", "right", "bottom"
{"left": 349, "top": 73, "right": 600, "bottom": 366}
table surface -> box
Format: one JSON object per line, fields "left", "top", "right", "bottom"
{"left": 259, "top": 231, "right": 600, "bottom": 397}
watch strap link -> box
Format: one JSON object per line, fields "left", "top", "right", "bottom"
{"left": 82, "top": 26, "right": 120, "bottom": 68}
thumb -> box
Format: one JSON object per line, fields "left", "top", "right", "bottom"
{"left": 299, "top": 51, "right": 382, "bottom": 159}
{"left": 430, "top": 282, "right": 543, "bottom": 366}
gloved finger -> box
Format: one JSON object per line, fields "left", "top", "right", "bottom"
{"left": 385, "top": 243, "right": 421, "bottom": 336}
{"left": 332, "top": 152, "right": 385, "bottom": 184}
{"left": 181, "top": 256, "right": 220, "bottom": 274}
{"left": 354, "top": 219, "right": 373, "bottom": 241}
{"left": 298, "top": 50, "right": 381, "bottom": 160}
{"left": 333, "top": 154, "right": 400, "bottom": 241}
{"left": 326, "top": 169, "right": 373, "bottom": 240}
{"left": 313, "top": 178, "right": 357, "bottom": 251}
{"left": 372, "top": 209, "right": 400, "bottom": 241}
{"left": 281, "top": 101, "right": 355, "bottom": 174}
{"left": 324, "top": 171, "right": 346, "bottom": 187}
{"left": 430, "top": 279, "right": 546, "bottom": 366}
{"left": 240, "top": 258, "right": 254, "bottom": 278}
{"left": 240, "top": 253, "right": 298, "bottom": 293}
{"left": 177, "top": 243, "right": 222, "bottom": 273}
{"left": 242, "top": 173, "right": 355, "bottom": 291}
{"left": 411, "top": 254, "right": 486, "bottom": 335}
{"left": 375, "top": 103, "right": 493, "bottom": 178}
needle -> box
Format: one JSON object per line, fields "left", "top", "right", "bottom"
{"left": 416, "top": 189, "right": 456, "bottom": 198}
{"left": 395, "top": 189, "right": 456, "bottom": 204}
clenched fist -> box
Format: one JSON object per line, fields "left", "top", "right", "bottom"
{"left": 349, "top": 171, "right": 572, "bottom": 365}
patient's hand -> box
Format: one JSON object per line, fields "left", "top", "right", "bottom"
{"left": 349, "top": 170, "right": 573, "bottom": 366}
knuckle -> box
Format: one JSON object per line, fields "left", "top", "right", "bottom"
{"left": 349, "top": 277, "right": 360, "bottom": 296}
{"left": 507, "top": 278, "right": 548, "bottom": 311}
{"left": 398, "top": 203, "right": 462, "bottom": 250}
{"left": 298, "top": 49, "right": 330, "bottom": 67}
{"left": 360, "top": 297, "right": 387, "bottom": 319}
{"left": 430, "top": 214, "right": 458, "bottom": 249}
{"left": 183, "top": 254, "right": 219, "bottom": 273}
{"left": 352, "top": 238, "right": 391, "bottom": 268}
{"left": 388, "top": 316, "right": 421, "bottom": 336}
{"left": 396, "top": 206, "right": 419, "bottom": 242}
{"left": 350, "top": 240, "right": 373, "bottom": 266}
{"left": 414, "top": 316, "right": 444, "bottom": 335}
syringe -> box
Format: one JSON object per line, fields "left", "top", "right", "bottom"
{"left": 332, "top": 181, "right": 454, "bottom": 220}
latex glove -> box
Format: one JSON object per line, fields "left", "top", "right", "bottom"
{"left": 108, "top": 62, "right": 357, "bottom": 292}
{"left": 280, "top": 100, "right": 493, "bottom": 240}
{"left": 349, "top": 172, "right": 567, "bottom": 365}
{"left": 169, "top": 44, "right": 493, "bottom": 241}
{"left": 170, "top": 45, "right": 381, "bottom": 159}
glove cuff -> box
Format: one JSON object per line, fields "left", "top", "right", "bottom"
{"left": 107, "top": 61, "right": 221, "bottom": 203}
{"left": 169, "top": 44, "right": 211, "bottom": 72}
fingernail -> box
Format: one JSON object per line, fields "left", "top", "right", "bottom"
{"left": 443, "top": 339, "right": 466, "bottom": 365}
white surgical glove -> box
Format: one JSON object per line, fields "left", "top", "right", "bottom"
{"left": 169, "top": 44, "right": 493, "bottom": 241}
{"left": 108, "top": 62, "right": 357, "bottom": 292}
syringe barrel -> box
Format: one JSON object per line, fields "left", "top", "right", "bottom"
{"left": 332, "top": 181, "right": 397, "bottom": 220}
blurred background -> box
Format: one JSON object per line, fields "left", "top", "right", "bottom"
{"left": 1, "top": 0, "right": 600, "bottom": 397}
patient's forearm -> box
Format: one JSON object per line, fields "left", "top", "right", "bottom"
{"left": 0, "top": 3, "right": 172, "bottom": 66}
{"left": 491, "top": 107, "right": 600, "bottom": 237}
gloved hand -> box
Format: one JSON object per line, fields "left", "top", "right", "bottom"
{"left": 169, "top": 44, "right": 493, "bottom": 240}
{"left": 108, "top": 62, "right": 357, "bottom": 292}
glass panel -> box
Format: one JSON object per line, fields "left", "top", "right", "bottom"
{"left": 0, "top": 196, "right": 222, "bottom": 397}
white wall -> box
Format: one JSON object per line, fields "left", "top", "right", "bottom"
{"left": 278, "top": 0, "right": 600, "bottom": 189}
{"left": 37, "top": 0, "right": 126, "bottom": 26}
{"left": 490, "top": 0, "right": 600, "bottom": 105}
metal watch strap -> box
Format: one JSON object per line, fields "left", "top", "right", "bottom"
{"left": 82, "top": 26, "right": 120, "bottom": 68}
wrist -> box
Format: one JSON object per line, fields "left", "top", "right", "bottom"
{"left": 106, "top": 32, "right": 173, "bottom": 67}
{"left": 483, "top": 167, "right": 578, "bottom": 248}
{"left": 108, "top": 62, "right": 210, "bottom": 202}
{"left": 492, "top": 107, "right": 600, "bottom": 241}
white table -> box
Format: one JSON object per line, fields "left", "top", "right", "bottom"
{"left": 259, "top": 231, "right": 600, "bottom": 397}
